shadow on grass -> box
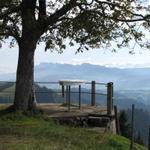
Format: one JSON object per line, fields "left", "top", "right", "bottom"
{"left": 0, "top": 105, "right": 44, "bottom": 117}
{"left": 0, "top": 105, "right": 16, "bottom": 116}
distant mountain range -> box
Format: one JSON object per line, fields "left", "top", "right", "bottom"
{"left": 1, "top": 63, "right": 150, "bottom": 90}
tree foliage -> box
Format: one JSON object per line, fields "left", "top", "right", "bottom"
{"left": 0, "top": 0, "right": 150, "bottom": 53}
{"left": 119, "top": 110, "right": 131, "bottom": 138}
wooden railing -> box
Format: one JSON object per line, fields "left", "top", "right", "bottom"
{"left": 0, "top": 81, "right": 114, "bottom": 115}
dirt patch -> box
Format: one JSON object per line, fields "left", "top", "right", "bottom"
{"left": 38, "top": 103, "right": 107, "bottom": 117}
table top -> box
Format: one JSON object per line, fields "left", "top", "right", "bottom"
{"left": 59, "top": 80, "right": 85, "bottom": 86}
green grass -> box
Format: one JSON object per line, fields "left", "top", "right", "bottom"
{"left": 0, "top": 107, "right": 147, "bottom": 150}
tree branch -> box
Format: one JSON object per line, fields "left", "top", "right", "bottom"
{"left": 0, "top": 30, "right": 20, "bottom": 42}
{"left": 45, "top": 0, "right": 78, "bottom": 29}
{"left": 21, "top": 0, "right": 37, "bottom": 24}
{"left": 0, "top": 6, "right": 20, "bottom": 19}
{"left": 77, "top": 3, "right": 147, "bottom": 23}
{"left": 6, "top": 25, "right": 20, "bottom": 41}
{"left": 92, "top": 0, "right": 148, "bottom": 22}
{"left": 38, "top": 0, "right": 46, "bottom": 19}
{"left": 76, "top": 0, "right": 95, "bottom": 6}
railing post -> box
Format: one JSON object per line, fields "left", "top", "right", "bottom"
{"left": 130, "top": 104, "right": 135, "bottom": 150}
{"left": 79, "top": 85, "right": 81, "bottom": 109}
{"left": 66, "top": 85, "right": 69, "bottom": 105}
{"left": 107, "top": 82, "right": 113, "bottom": 115}
{"left": 91, "top": 81, "right": 96, "bottom": 106}
{"left": 114, "top": 105, "right": 120, "bottom": 135}
{"left": 148, "top": 125, "right": 150, "bottom": 150}
{"left": 68, "top": 85, "right": 71, "bottom": 111}
{"left": 62, "top": 85, "right": 65, "bottom": 98}
{"left": 111, "top": 82, "right": 114, "bottom": 110}
{"left": 66, "top": 85, "right": 71, "bottom": 111}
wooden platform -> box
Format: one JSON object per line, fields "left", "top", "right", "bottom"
{"left": 38, "top": 103, "right": 108, "bottom": 118}
{"left": 0, "top": 103, "right": 116, "bottom": 133}
{"left": 38, "top": 103, "right": 116, "bottom": 134}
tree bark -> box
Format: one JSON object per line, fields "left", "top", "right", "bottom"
{"left": 28, "top": 83, "right": 37, "bottom": 111}
{"left": 14, "top": 40, "right": 37, "bottom": 111}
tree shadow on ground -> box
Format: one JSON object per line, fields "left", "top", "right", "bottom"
{"left": 0, "top": 105, "right": 16, "bottom": 116}
{"left": 0, "top": 105, "right": 44, "bottom": 117}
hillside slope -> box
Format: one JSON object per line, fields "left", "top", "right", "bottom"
{"left": 0, "top": 106, "right": 147, "bottom": 150}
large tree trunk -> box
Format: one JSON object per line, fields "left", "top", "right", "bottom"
{"left": 14, "top": 40, "right": 37, "bottom": 111}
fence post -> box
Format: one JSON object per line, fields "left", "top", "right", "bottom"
{"left": 66, "top": 85, "right": 69, "bottom": 105}
{"left": 111, "top": 82, "right": 114, "bottom": 110}
{"left": 130, "top": 104, "right": 135, "bottom": 150}
{"left": 91, "top": 81, "right": 96, "bottom": 106}
{"left": 79, "top": 85, "right": 81, "bottom": 109}
{"left": 114, "top": 105, "right": 120, "bottom": 135}
{"left": 62, "top": 85, "right": 65, "bottom": 98}
{"left": 107, "top": 82, "right": 113, "bottom": 115}
{"left": 148, "top": 125, "right": 150, "bottom": 150}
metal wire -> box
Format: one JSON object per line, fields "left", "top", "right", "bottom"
{"left": 0, "top": 81, "right": 109, "bottom": 104}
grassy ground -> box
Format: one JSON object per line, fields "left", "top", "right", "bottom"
{"left": 0, "top": 106, "right": 147, "bottom": 150}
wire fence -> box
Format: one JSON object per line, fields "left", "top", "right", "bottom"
{"left": 0, "top": 81, "right": 109, "bottom": 106}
